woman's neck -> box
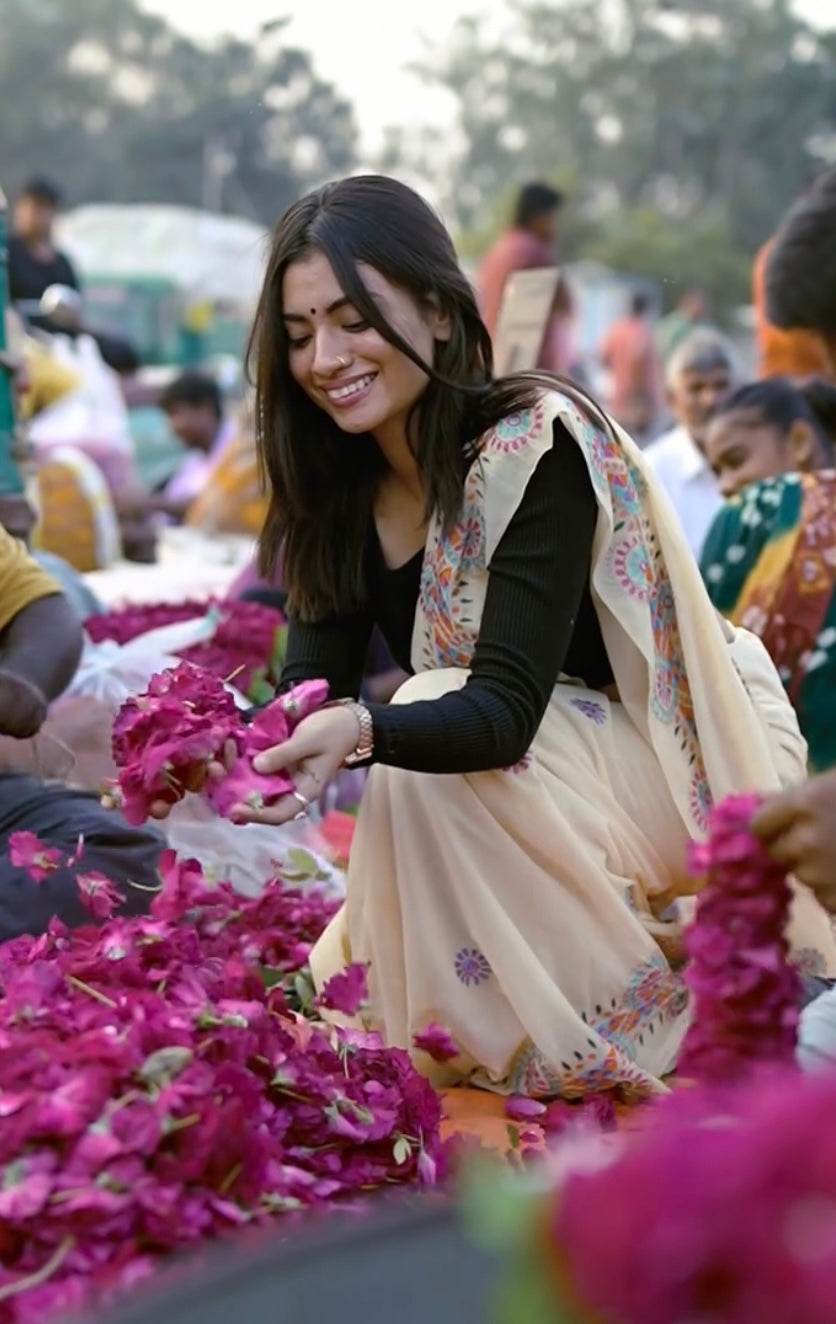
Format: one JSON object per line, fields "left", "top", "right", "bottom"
{"left": 373, "top": 416, "right": 424, "bottom": 501}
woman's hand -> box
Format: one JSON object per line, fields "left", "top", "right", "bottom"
{"left": 229, "top": 706, "right": 361, "bottom": 827}
{"left": 752, "top": 771, "right": 836, "bottom": 908}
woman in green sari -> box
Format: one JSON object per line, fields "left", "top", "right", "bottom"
{"left": 701, "top": 378, "right": 836, "bottom": 770}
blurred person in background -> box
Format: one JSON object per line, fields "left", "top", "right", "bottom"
{"left": 8, "top": 177, "right": 79, "bottom": 306}
{"left": 156, "top": 372, "right": 237, "bottom": 521}
{"left": 599, "top": 290, "right": 663, "bottom": 442}
{"left": 701, "top": 377, "right": 836, "bottom": 771}
{"left": 644, "top": 330, "right": 739, "bottom": 557}
{"left": 712, "top": 182, "right": 836, "bottom": 898}
{"left": 753, "top": 239, "right": 832, "bottom": 381}
{"left": 184, "top": 394, "right": 268, "bottom": 538}
{"left": 0, "top": 491, "right": 100, "bottom": 621}
{"left": 478, "top": 182, "right": 577, "bottom": 373}
{"left": 763, "top": 167, "right": 836, "bottom": 382}
{"left": 656, "top": 287, "right": 708, "bottom": 364}
{"left": 0, "top": 526, "right": 160, "bottom": 938}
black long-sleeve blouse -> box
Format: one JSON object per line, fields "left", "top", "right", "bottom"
{"left": 279, "top": 422, "right": 613, "bottom": 773}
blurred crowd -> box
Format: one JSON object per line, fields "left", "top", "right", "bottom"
{"left": 476, "top": 171, "right": 836, "bottom": 778}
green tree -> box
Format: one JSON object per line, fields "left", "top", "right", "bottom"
{"left": 0, "top": 0, "right": 356, "bottom": 224}
{"left": 403, "top": 0, "right": 836, "bottom": 312}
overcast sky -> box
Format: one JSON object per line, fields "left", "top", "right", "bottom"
{"left": 139, "top": 0, "right": 833, "bottom": 158}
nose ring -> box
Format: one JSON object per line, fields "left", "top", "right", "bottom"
{"left": 335, "top": 355, "right": 351, "bottom": 369}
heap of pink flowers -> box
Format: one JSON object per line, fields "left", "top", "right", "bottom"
{"left": 677, "top": 792, "right": 801, "bottom": 1083}
{"left": 549, "top": 1069, "right": 836, "bottom": 1324}
{"left": 85, "top": 599, "right": 286, "bottom": 702}
{"left": 85, "top": 600, "right": 217, "bottom": 646}
{"left": 0, "top": 844, "right": 442, "bottom": 1324}
{"left": 109, "top": 663, "right": 328, "bottom": 825}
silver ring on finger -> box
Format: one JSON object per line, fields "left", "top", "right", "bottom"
{"left": 292, "top": 788, "right": 310, "bottom": 818}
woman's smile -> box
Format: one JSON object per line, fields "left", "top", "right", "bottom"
{"left": 320, "top": 370, "right": 379, "bottom": 409}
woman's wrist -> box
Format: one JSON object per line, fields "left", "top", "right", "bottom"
{"left": 328, "top": 699, "right": 374, "bottom": 765}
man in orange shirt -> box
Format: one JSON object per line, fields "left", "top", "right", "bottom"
{"left": 478, "top": 182, "right": 576, "bottom": 372}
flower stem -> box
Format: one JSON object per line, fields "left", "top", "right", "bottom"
{"left": 66, "top": 975, "right": 118, "bottom": 1009}
{"left": 219, "top": 1162, "right": 243, "bottom": 1194}
{"left": 0, "top": 1237, "right": 75, "bottom": 1303}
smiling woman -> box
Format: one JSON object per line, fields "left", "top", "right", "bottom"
{"left": 235, "top": 175, "right": 836, "bottom": 1100}
{"left": 700, "top": 378, "right": 836, "bottom": 772}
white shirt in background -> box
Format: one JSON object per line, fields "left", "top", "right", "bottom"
{"left": 644, "top": 424, "right": 723, "bottom": 558}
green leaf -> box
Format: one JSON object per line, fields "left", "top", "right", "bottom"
{"left": 283, "top": 848, "right": 318, "bottom": 879}
{"left": 293, "top": 970, "right": 316, "bottom": 1010}
{"left": 138, "top": 1045, "right": 193, "bottom": 1085}
{"left": 259, "top": 966, "right": 284, "bottom": 990}
{"left": 247, "top": 672, "right": 274, "bottom": 706}
{"left": 392, "top": 1135, "right": 412, "bottom": 1166}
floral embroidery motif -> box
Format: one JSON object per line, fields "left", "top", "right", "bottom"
{"left": 569, "top": 697, "right": 607, "bottom": 725}
{"left": 689, "top": 772, "right": 712, "bottom": 832}
{"left": 487, "top": 402, "right": 545, "bottom": 454}
{"left": 506, "top": 1038, "right": 655, "bottom": 1101}
{"left": 611, "top": 534, "right": 653, "bottom": 602}
{"left": 418, "top": 463, "right": 487, "bottom": 670}
{"left": 565, "top": 402, "right": 709, "bottom": 827}
{"left": 503, "top": 954, "right": 687, "bottom": 1098}
{"left": 589, "top": 954, "right": 687, "bottom": 1058}
{"left": 454, "top": 946, "right": 492, "bottom": 987}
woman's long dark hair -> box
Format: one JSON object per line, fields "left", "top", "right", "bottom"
{"left": 248, "top": 174, "right": 604, "bottom": 620}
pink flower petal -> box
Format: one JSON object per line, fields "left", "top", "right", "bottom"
{"left": 412, "top": 1022, "right": 460, "bottom": 1063}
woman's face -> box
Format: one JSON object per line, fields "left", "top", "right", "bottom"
{"left": 281, "top": 250, "right": 449, "bottom": 442}
{"left": 705, "top": 410, "right": 794, "bottom": 498}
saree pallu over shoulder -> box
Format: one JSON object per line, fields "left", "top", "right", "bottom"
{"left": 413, "top": 389, "right": 785, "bottom": 832}
{"left": 312, "top": 389, "right": 836, "bottom": 1099}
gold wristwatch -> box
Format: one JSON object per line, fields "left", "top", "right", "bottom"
{"left": 336, "top": 699, "right": 375, "bottom": 767}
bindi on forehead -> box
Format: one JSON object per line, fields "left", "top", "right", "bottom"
{"left": 310, "top": 308, "right": 316, "bottom": 316}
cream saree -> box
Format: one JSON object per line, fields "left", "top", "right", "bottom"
{"left": 312, "top": 389, "right": 836, "bottom": 1097}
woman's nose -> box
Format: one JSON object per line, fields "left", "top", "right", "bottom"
{"left": 312, "top": 331, "right": 349, "bottom": 378}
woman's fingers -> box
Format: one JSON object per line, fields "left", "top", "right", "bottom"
{"left": 252, "top": 733, "right": 305, "bottom": 776}
{"left": 230, "top": 792, "right": 304, "bottom": 827}
{"left": 231, "top": 751, "right": 337, "bottom": 827}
